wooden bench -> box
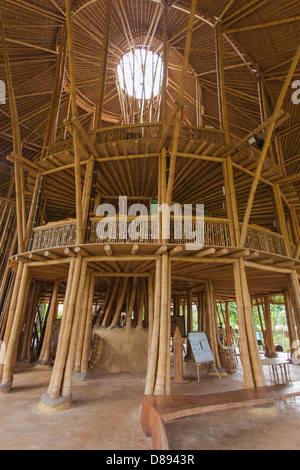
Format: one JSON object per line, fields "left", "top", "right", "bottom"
{"left": 140, "top": 381, "right": 300, "bottom": 450}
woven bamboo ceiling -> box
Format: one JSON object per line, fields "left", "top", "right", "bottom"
{"left": 0, "top": 0, "right": 300, "bottom": 200}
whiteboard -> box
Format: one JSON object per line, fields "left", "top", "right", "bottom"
{"left": 188, "top": 332, "right": 214, "bottom": 364}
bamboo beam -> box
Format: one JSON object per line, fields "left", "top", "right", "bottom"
{"left": 65, "top": 0, "right": 83, "bottom": 245}
{"left": 272, "top": 184, "right": 292, "bottom": 258}
{"left": 165, "top": 0, "right": 198, "bottom": 206}
{"left": 0, "top": 10, "right": 24, "bottom": 253}
{"left": 240, "top": 45, "right": 300, "bottom": 247}
{"left": 215, "top": 27, "right": 230, "bottom": 145}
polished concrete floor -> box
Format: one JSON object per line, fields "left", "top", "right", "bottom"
{"left": 0, "top": 353, "right": 300, "bottom": 450}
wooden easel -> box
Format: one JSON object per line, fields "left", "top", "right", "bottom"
{"left": 188, "top": 332, "right": 222, "bottom": 383}
{"left": 195, "top": 361, "right": 221, "bottom": 382}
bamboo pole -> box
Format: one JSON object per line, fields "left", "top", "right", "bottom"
{"left": 74, "top": 272, "right": 91, "bottom": 373}
{"left": 65, "top": 0, "right": 83, "bottom": 245}
{"left": 47, "top": 256, "right": 80, "bottom": 399}
{"left": 145, "top": 258, "right": 161, "bottom": 395}
{"left": 240, "top": 45, "right": 300, "bottom": 247}
{"left": 0, "top": 262, "right": 24, "bottom": 381}
{"left": 26, "top": 283, "right": 40, "bottom": 360}
{"left": 0, "top": 11, "right": 24, "bottom": 253}
{"left": 161, "top": 0, "right": 168, "bottom": 129}
{"left": 61, "top": 258, "right": 87, "bottom": 397}
{"left": 165, "top": 0, "right": 198, "bottom": 206}
{"left": 101, "top": 277, "right": 120, "bottom": 326}
{"left": 110, "top": 277, "right": 129, "bottom": 328}
{"left": 0, "top": 263, "right": 30, "bottom": 392}
{"left": 289, "top": 270, "right": 300, "bottom": 338}
{"left": 81, "top": 272, "right": 95, "bottom": 375}
{"left": 262, "top": 296, "right": 277, "bottom": 358}
{"left": 126, "top": 277, "right": 138, "bottom": 329}
{"left": 233, "top": 260, "right": 255, "bottom": 388}
{"left": 239, "top": 260, "right": 266, "bottom": 386}
{"left": 38, "top": 280, "right": 60, "bottom": 365}
{"left": 284, "top": 291, "right": 298, "bottom": 359}
{"left": 272, "top": 184, "right": 291, "bottom": 257}
{"left": 216, "top": 27, "right": 230, "bottom": 145}
{"left": 154, "top": 252, "right": 169, "bottom": 395}
{"left": 147, "top": 274, "right": 154, "bottom": 357}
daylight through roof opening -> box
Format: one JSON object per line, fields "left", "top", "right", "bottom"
{"left": 116, "top": 46, "right": 164, "bottom": 123}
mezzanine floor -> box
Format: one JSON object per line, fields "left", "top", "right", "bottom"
{"left": 1, "top": 352, "right": 300, "bottom": 451}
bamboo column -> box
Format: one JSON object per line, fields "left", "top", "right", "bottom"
{"left": 80, "top": 273, "right": 95, "bottom": 377}
{"left": 18, "top": 280, "right": 37, "bottom": 361}
{"left": 205, "top": 281, "right": 221, "bottom": 368}
{"left": 262, "top": 296, "right": 277, "bottom": 358}
{"left": 126, "top": 277, "right": 138, "bottom": 329}
{"left": 101, "top": 277, "right": 120, "bottom": 326}
{"left": 0, "top": 262, "right": 24, "bottom": 381}
{"left": 289, "top": 270, "right": 300, "bottom": 338}
{"left": 185, "top": 289, "right": 193, "bottom": 359}
{"left": 147, "top": 274, "right": 154, "bottom": 357}
{"left": 284, "top": 291, "right": 298, "bottom": 359}
{"left": 41, "top": 257, "right": 78, "bottom": 405}
{"left": 145, "top": 258, "right": 161, "bottom": 395}
{"left": 110, "top": 277, "right": 129, "bottom": 328}
{"left": 61, "top": 258, "right": 88, "bottom": 397}
{"left": 154, "top": 251, "right": 170, "bottom": 395}
{"left": 73, "top": 272, "right": 91, "bottom": 374}
{"left": 0, "top": 263, "right": 30, "bottom": 393}
{"left": 37, "top": 280, "right": 60, "bottom": 365}
{"left": 233, "top": 259, "right": 266, "bottom": 388}
{"left": 25, "top": 282, "right": 40, "bottom": 361}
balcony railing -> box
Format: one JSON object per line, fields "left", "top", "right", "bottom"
{"left": 31, "top": 216, "right": 288, "bottom": 258}
{"left": 43, "top": 123, "right": 241, "bottom": 159}
{"left": 31, "top": 220, "right": 77, "bottom": 251}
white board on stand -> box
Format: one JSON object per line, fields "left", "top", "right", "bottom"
{"left": 188, "top": 332, "right": 214, "bottom": 364}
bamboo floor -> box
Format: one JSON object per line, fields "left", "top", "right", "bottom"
{"left": 0, "top": 352, "right": 300, "bottom": 450}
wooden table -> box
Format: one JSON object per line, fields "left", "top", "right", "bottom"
{"left": 261, "top": 358, "right": 292, "bottom": 385}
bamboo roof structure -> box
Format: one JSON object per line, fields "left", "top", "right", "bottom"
{"left": 0, "top": 0, "right": 299, "bottom": 210}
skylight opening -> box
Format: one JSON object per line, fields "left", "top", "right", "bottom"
{"left": 117, "top": 47, "right": 163, "bottom": 101}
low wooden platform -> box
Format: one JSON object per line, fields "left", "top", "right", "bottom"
{"left": 140, "top": 381, "right": 300, "bottom": 450}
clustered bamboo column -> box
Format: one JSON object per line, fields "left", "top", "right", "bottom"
{"left": 42, "top": 256, "right": 95, "bottom": 404}
{"left": 97, "top": 276, "right": 148, "bottom": 329}
{"left": 233, "top": 259, "right": 266, "bottom": 388}
{"left": 203, "top": 282, "right": 221, "bottom": 368}
{"left": 145, "top": 252, "right": 171, "bottom": 395}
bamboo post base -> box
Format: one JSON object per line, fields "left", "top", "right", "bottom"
{"left": 0, "top": 381, "right": 12, "bottom": 395}
{"left": 35, "top": 360, "right": 52, "bottom": 368}
{"left": 72, "top": 371, "right": 90, "bottom": 382}
{"left": 38, "top": 392, "right": 71, "bottom": 413}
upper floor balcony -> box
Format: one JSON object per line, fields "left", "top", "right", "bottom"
{"left": 30, "top": 215, "right": 289, "bottom": 259}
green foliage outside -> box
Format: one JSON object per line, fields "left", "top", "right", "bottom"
{"left": 217, "top": 296, "right": 290, "bottom": 351}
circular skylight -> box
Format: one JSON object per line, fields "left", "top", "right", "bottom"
{"left": 117, "top": 47, "right": 163, "bottom": 100}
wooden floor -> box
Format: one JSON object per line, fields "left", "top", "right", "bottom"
{"left": 141, "top": 381, "right": 300, "bottom": 450}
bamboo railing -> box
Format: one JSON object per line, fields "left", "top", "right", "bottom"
{"left": 43, "top": 123, "right": 240, "bottom": 158}
{"left": 31, "top": 220, "right": 77, "bottom": 251}
{"left": 243, "top": 224, "right": 286, "bottom": 257}
{"left": 30, "top": 216, "right": 288, "bottom": 258}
